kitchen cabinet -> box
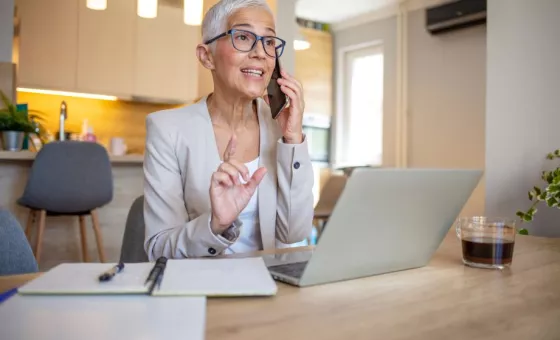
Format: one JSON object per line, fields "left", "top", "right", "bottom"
{"left": 76, "top": 0, "right": 136, "bottom": 97}
{"left": 16, "top": 0, "right": 79, "bottom": 91}
{"left": 295, "top": 27, "right": 333, "bottom": 117}
{"left": 134, "top": 5, "right": 199, "bottom": 103}
{"left": 16, "top": 0, "right": 199, "bottom": 103}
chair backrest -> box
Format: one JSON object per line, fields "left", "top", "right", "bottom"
{"left": 0, "top": 208, "right": 38, "bottom": 275}
{"left": 20, "top": 141, "right": 113, "bottom": 214}
{"left": 314, "top": 174, "right": 348, "bottom": 217}
{"left": 119, "top": 196, "right": 148, "bottom": 263}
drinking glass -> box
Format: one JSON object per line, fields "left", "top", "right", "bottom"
{"left": 455, "top": 216, "right": 516, "bottom": 269}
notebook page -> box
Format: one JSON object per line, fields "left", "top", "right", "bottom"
{"left": 0, "top": 294, "right": 206, "bottom": 340}
{"left": 156, "top": 257, "right": 278, "bottom": 296}
{"left": 18, "top": 263, "right": 153, "bottom": 295}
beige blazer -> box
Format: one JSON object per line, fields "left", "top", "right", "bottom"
{"left": 143, "top": 96, "right": 314, "bottom": 260}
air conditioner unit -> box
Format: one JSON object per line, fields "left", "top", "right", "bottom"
{"left": 426, "top": 0, "right": 486, "bottom": 34}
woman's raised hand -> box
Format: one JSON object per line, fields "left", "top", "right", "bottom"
{"left": 209, "top": 134, "right": 267, "bottom": 235}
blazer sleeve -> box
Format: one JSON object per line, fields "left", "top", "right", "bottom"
{"left": 275, "top": 136, "right": 315, "bottom": 243}
{"left": 143, "top": 115, "right": 240, "bottom": 260}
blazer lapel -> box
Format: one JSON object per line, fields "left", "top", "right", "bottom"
{"left": 257, "top": 100, "right": 277, "bottom": 250}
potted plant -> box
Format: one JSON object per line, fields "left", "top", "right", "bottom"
{"left": 0, "top": 90, "right": 46, "bottom": 151}
{"left": 516, "top": 148, "right": 560, "bottom": 234}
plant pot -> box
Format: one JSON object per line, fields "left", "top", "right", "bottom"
{"left": 1, "top": 131, "right": 25, "bottom": 151}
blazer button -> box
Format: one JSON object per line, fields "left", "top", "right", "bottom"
{"left": 208, "top": 247, "right": 216, "bottom": 255}
{"left": 293, "top": 162, "right": 300, "bottom": 169}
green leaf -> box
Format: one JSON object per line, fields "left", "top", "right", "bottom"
{"left": 554, "top": 149, "right": 560, "bottom": 157}
{"left": 534, "top": 186, "right": 542, "bottom": 195}
{"left": 528, "top": 190, "right": 536, "bottom": 200}
{"left": 548, "top": 184, "right": 560, "bottom": 193}
{"left": 522, "top": 214, "right": 533, "bottom": 222}
{"left": 518, "top": 228, "right": 529, "bottom": 235}
{"left": 537, "top": 192, "right": 547, "bottom": 200}
{"left": 546, "top": 197, "right": 558, "bottom": 207}
{"left": 542, "top": 171, "right": 554, "bottom": 184}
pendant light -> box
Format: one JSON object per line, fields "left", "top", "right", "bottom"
{"left": 138, "top": 0, "right": 158, "bottom": 19}
{"left": 184, "top": 0, "right": 203, "bottom": 26}
{"left": 87, "top": 0, "right": 107, "bottom": 10}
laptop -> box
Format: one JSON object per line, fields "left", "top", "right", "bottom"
{"left": 267, "top": 168, "right": 483, "bottom": 287}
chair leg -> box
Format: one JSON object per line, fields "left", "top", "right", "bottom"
{"left": 25, "top": 209, "right": 36, "bottom": 243}
{"left": 79, "top": 215, "right": 89, "bottom": 262}
{"left": 90, "top": 209, "right": 106, "bottom": 263}
{"left": 35, "top": 210, "right": 46, "bottom": 264}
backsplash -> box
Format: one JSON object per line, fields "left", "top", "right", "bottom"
{"left": 16, "top": 92, "right": 180, "bottom": 154}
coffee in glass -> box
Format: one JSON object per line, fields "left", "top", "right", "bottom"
{"left": 455, "top": 216, "right": 516, "bottom": 269}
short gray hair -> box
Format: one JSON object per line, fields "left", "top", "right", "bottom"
{"left": 201, "top": 0, "right": 273, "bottom": 44}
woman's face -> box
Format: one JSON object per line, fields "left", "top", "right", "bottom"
{"left": 213, "top": 7, "right": 277, "bottom": 100}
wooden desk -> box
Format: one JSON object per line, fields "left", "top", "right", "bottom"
{"left": 1, "top": 233, "right": 560, "bottom": 339}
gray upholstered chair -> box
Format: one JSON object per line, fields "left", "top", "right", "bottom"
{"left": 18, "top": 141, "right": 113, "bottom": 264}
{"left": 120, "top": 195, "right": 148, "bottom": 263}
{"left": 0, "top": 208, "right": 38, "bottom": 275}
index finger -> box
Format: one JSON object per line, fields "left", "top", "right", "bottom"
{"left": 223, "top": 134, "right": 237, "bottom": 162}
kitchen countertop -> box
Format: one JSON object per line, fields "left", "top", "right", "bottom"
{"left": 0, "top": 151, "right": 144, "bottom": 164}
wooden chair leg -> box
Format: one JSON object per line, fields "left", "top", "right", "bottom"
{"left": 25, "top": 209, "right": 36, "bottom": 243}
{"left": 79, "top": 215, "right": 89, "bottom": 262}
{"left": 90, "top": 209, "right": 106, "bottom": 262}
{"left": 35, "top": 210, "right": 46, "bottom": 264}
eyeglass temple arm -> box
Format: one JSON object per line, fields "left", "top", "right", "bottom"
{"left": 204, "top": 32, "right": 227, "bottom": 45}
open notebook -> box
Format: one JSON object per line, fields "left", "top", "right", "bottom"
{"left": 18, "top": 257, "right": 277, "bottom": 297}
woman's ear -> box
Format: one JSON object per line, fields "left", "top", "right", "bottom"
{"left": 196, "top": 44, "right": 215, "bottom": 70}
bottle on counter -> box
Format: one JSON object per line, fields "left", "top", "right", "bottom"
{"left": 84, "top": 126, "right": 97, "bottom": 142}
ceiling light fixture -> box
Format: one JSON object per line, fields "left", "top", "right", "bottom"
{"left": 137, "top": 0, "right": 158, "bottom": 19}
{"left": 184, "top": 0, "right": 203, "bottom": 26}
{"left": 86, "top": 0, "right": 107, "bottom": 10}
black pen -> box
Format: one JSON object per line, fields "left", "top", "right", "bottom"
{"left": 98, "top": 262, "right": 125, "bottom": 282}
{"left": 145, "top": 256, "right": 167, "bottom": 295}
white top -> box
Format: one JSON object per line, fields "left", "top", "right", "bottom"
{"left": 224, "top": 157, "right": 263, "bottom": 254}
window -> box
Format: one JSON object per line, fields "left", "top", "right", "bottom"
{"left": 336, "top": 44, "right": 384, "bottom": 167}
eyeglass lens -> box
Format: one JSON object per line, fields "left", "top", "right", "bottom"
{"left": 231, "top": 30, "right": 283, "bottom": 57}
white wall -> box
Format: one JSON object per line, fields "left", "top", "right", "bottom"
{"left": 333, "top": 16, "right": 398, "bottom": 167}
{"left": 407, "top": 9, "right": 486, "bottom": 217}
{"left": 485, "top": 0, "right": 560, "bottom": 237}
{"left": 0, "top": 0, "right": 14, "bottom": 62}
{"left": 333, "top": 10, "right": 486, "bottom": 217}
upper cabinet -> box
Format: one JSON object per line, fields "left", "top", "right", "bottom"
{"left": 76, "top": 0, "right": 136, "bottom": 97}
{"left": 134, "top": 5, "right": 199, "bottom": 102}
{"left": 295, "top": 27, "right": 333, "bottom": 117}
{"left": 15, "top": 0, "right": 199, "bottom": 103}
{"left": 17, "top": 0, "right": 79, "bottom": 91}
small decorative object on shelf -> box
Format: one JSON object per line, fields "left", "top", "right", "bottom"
{"left": 0, "top": 90, "right": 47, "bottom": 151}
{"left": 516, "top": 148, "right": 560, "bottom": 235}
{"left": 296, "top": 17, "right": 330, "bottom": 32}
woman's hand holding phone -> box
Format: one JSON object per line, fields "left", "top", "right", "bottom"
{"left": 267, "top": 69, "right": 305, "bottom": 144}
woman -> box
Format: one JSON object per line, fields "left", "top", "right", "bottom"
{"left": 143, "top": 0, "right": 314, "bottom": 260}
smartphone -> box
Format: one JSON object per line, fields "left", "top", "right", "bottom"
{"left": 266, "top": 57, "right": 288, "bottom": 119}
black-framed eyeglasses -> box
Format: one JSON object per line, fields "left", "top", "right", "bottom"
{"left": 204, "top": 29, "right": 286, "bottom": 58}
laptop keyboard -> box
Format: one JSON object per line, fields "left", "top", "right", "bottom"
{"left": 268, "top": 261, "right": 308, "bottom": 278}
